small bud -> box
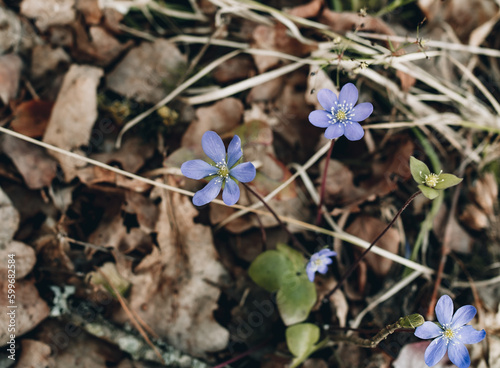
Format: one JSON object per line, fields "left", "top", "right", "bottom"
{"left": 399, "top": 314, "right": 425, "bottom": 329}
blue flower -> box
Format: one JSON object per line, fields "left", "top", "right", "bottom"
{"left": 181, "top": 131, "right": 256, "bottom": 206}
{"left": 415, "top": 295, "right": 486, "bottom": 368}
{"left": 306, "top": 249, "right": 337, "bottom": 282}
{"left": 308, "top": 83, "right": 373, "bottom": 141}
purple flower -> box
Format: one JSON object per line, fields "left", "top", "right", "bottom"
{"left": 306, "top": 249, "right": 337, "bottom": 282}
{"left": 181, "top": 131, "right": 256, "bottom": 206}
{"left": 415, "top": 295, "right": 486, "bottom": 368}
{"left": 308, "top": 83, "right": 373, "bottom": 141}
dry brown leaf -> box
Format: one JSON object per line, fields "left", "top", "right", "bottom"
{"left": 346, "top": 215, "right": 400, "bottom": 276}
{"left": 1, "top": 134, "right": 58, "bottom": 189}
{"left": 0, "top": 7, "right": 23, "bottom": 54}
{"left": 418, "top": 0, "right": 499, "bottom": 43}
{"left": 0, "top": 241, "right": 36, "bottom": 279}
{"left": 11, "top": 100, "right": 54, "bottom": 138}
{"left": 470, "top": 173, "right": 498, "bottom": 216}
{"left": 123, "top": 191, "right": 158, "bottom": 233}
{"left": 76, "top": 0, "right": 103, "bottom": 25}
{"left": 181, "top": 98, "right": 244, "bottom": 154}
{"left": 31, "top": 44, "right": 71, "bottom": 80}
{"left": 434, "top": 206, "right": 473, "bottom": 253}
{"left": 0, "top": 54, "right": 22, "bottom": 105}
{"left": 251, "top": 23, "right": 316, "bottom": 73}
{"left": 321, "top": 159, "right": 366, "bottom": 207}
{"left": 0, "top": 280, "right": 50, "bottom": 342}
{"left": 287, "top": 0, "right": 323, "bottom": 18}
{"left": 20, "top": 0, "right": 76, "bottom": 31}
{"left": 0, "top": 187, "right": 20, "bottom": 246}
{"left": 43, "top": 64, "right": 104, "bottom": 181}
{"left": 113, "top": 188, "right": 229, "bottom": 357}
{"left": 246, "top": 76, "right": 285, "bottom": 104}
{"left": 106, "top": 39, "right": 187, "bottom": 104}
{"left": 16, "top": 339, "right": 55, "bottom": 368}
{"left": 33, "top": 319, "right": 123, "bottom": 367}
{"left": 460, "top": 203, "right": 490, "bottom": 231}
{"left": 213, "top": 55, "right": 255, "bottom": 84}
{"left": 91, "top": 137, "right": 155, "bottom": 173}
{"left": 73, "top": 23, "right": 133, "bottom": 66}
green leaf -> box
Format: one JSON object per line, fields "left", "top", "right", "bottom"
{"left": 277, "top": 274, "right": 316, "bottom": 325}
{"left": 410, "top": 156, "right": 430, "bottom": 185}
{"left": 418, "top": 184, "right": 440, "bottom": 200}
{"left": 286, "top": 323, "right": 328, "bottom": 368}
{"left": 286, "top": 323, "right": 320, "bottom": 359}
{"left": 277, "top": 243, "right": 306, "bottom": 273}
{"left": 248, "top": 250, "right": 293, "bottom": 292}
{"left": 434, "top": 173, "right": 463, "bottom": 190}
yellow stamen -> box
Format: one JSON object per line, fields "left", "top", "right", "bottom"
{"left": 336, "top": 110, "right": 346, "bottom": 120}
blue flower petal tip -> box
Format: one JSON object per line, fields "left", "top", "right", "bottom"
{"left": 309, "top": 83, "right": 373, "bottom": 141}
{"left": 306, "top": 249, "right": 337, "bottom": 282}
{"left": 182, "top": 131, "right": 256, "bottom": 206}
{"left": 414, "top": 295, "right": 486, "bottom": 368}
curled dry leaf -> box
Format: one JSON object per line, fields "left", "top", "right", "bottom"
{"left": 0, "top": 54, "right": 22, "bottom": 105}
{"left": 0, "top": 280, "right": 50, "bottom": 342}
{"left": 16, "top": 339, "right": 55, "bottom": 367}
{"left": 470, "top": 173, "right": 498, "bottom": 216}
{"left": 213, "top": 55, "right": 255, "bottom": 84}
{"left": 1, "top": 134, "right": 58, "bottom": 189}
{"left": 76, "top": 0, "right": 103, "bottom": 25}
{"left": 346, "top": 215, "right": 400, "bottom": 277}
{"left": 20, "top": 0, "right": 76, "bottom": 31}
{"left": 106, "top": 39, "right": 187, "bottom": 104}
{"left": 43, "top": 64, "right": 104, "bottom": 181}
{"left": 113, "top": 188, "right": 229, "bottom": 357}
{"left": 0, "top": 241, "right": 36, "bottom": 279}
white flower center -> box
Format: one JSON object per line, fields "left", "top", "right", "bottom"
{"left": 420, "top": 170, "right": 443, "bottom": 188}
{"left": 216, "top": 163, "right": 229, "bottom": 178}
{"left": 328, "top": 100, "right": 355, "bottom": 125}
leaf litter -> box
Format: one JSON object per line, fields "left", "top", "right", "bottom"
{"left": 0, "top": 0, "right": 499, "bottom": 367}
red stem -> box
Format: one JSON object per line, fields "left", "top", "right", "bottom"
{"left": 324, "top": 190, "right": 421, "bottom": 301}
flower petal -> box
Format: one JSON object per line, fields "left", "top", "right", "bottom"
{"left": 181, "top": 159, "right": 218, "bottom": 179}
{"left": 457, "top": 325, "right": 486, "bottom": 344}
{"left": 309, "top": 110, "right": 331, "bottom": 128}
{"left": 317, "top": 249, "right": 337, "bottom": 258}
{"left": 321, "top": 257, "right": 333, "bottom": 265}
{"left": 192, "top": 178, "right": 222, "bottom": 206}
{"left": 435, "top": 295, "right": 454, "bottom": 326}
{"left": 227, "top": 135, "right": 243, "bottom": 168}
{"left": 202, "top": 131, "right": 226, "bottom": 165}
{"left": 344, "top": 122, "right": 364, "bottom": 141}
{"left": 415, "top": 322, "right": 443, "bottom": 339}
{"left": 448, "top": 341, "right": 471, "bottom": 368}
{"left": 338, "top": 83, "right": 358, "bottom": 106}
{"left": 230, "top": 162, "right": 256, "bottom": 183}
{"left": 317, "top": 88, "right": 338, "bottom": 111}
{"left": 222, "top": 177, "right": 240, "bottom": 206}
{"left": 306, "top": 263, "right": 316, "bottom": 282}
{"left": 424, "top": 337, "right": 448, "bottom": 367}
{"left": 317, "top": 264, "right": 329, "bottom": 274}
{"left": 324, "top": 123, "right": 344, "bottom": 139}
{"left": 451, "top": 305, "right": 477, "bottom": 329}
{"left": 351, "top": 102, "right": 373, "bottom": 122}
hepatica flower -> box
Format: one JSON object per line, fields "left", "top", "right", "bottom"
{"left": 308, "top": 83, "right": 373, "bottom": 141}
{"left": 181, "top": 131, "right": 256, "bottom": 206}
{"left": 415, "top": 295, "right": 486, "bottom": 368}
{"left": 409, "top": 156, "right": 463, "bottom": 200}
{"left": 306, "top": 249, "right": 337, "bottom": 282}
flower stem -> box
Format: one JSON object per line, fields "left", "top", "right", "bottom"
{"left": 211, "top": 339, "right": 270, "bottom": 368}
{"left": 324, "top": 190, "right": 421, "bottom": 301}
{"left": 315, "top": 139, "right": 336, "bottom": 225}
{"left": 328, "top": 314, "right": 423, "bottom": 348}
{"left": 242, "top": 183, "right": 310, "bottom": 256}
